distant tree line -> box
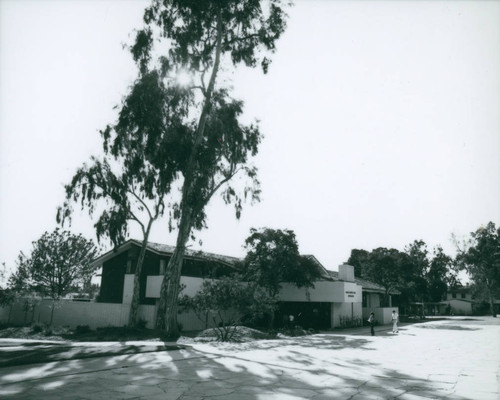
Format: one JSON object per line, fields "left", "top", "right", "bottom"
{"left": 346, "top": 221, "right": 500, "bottom": 317}
{"left": 347, "top": 242, "right": 455, "bottom": 309}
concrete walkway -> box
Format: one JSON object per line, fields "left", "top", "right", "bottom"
{"left": 0, "top": 316, "right": 498, "bottom": 399}
{"left": 0, "top": 339, "right": 183, "bottom": 368}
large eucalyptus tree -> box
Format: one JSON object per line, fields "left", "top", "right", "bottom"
{"left": 126, "top": 0, "right": 290, "bottom": 337}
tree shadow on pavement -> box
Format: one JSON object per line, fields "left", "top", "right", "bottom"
{"left": 0, "top": 343, "right": 183, "bottom": 368}
{"left": 0, "top": 333, "right": 476, "bottom": 400}
{"left": 415, "top": 325, "right": 480, "bottom": 331}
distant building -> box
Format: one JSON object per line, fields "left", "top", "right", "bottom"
{"left": 442, "top": 286, "right": 476, "bottom": 315}
{"left": 440, "top": 286, "right": 500, "bottom": 316}
{"left": 404, "top": 286, "right": 500, "bottom": 317}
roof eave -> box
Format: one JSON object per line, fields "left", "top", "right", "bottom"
{"left": 90, "top": 239, "right": 240, "bottom": 269}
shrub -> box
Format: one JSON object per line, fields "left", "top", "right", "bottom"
{"left": 75, "top": 324, "right": 92, "bottom": 334}
{"left": 180, "top": 275, "right": 277, "bottom": 342}
{"left": 136, "top": 318, "right": 147, "bottom": 329}
{"left": 30, "top": 323, "right": 43, "bottom": 333}
{"left": 339, "top": 315, "right": 363, "bottom": 328}
{"left": 278, "top": 325, "right": 309, "bottom": 337}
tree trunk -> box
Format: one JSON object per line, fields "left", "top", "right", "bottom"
{"left": 128, "top": 224, "right": 152, "bottom": 327}
{"left": 155, "top": 208, "right": 193, "bottom": 337}
{"left": 50, "top": 300, "right": 55, "bottom": 326}
{"left": 268, "top": 289, "right": 277, "bottom": 329}
{"left": 155, "top": 12, "right": 223, "bottom": 339}
{"left": 8, "top": 303, "right": 13, "bottom": 324}
{"left": 487, "top": 283, "right": 497, "bottom": 318}
{"left": 383, "top": 289, "right": 390, "bottom": 308}
{"left": 488, "top": 295, "right": 497, "bottom": 317}
{"left": 269, "top": 309, "right": 276, "bottom": 329}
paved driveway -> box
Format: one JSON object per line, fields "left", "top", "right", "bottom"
{"left": 0, "top": 317, "right": 498, "bottom": 399}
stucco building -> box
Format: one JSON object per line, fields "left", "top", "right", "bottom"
{"left": 92, "top": 239, "right": 399, "bottom": 330}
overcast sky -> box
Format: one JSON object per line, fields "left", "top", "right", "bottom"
{"left": 1, "top": 0, "right": 499, "bottom": 278}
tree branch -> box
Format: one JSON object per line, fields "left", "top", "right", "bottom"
{"left": 127, "top": 189, "right": 154, "bottom": 221}
{"left": 206, "top": 165, "right": 242, "bottom": 202}
{"left": 126, "top": 209, "right": 146, "bottom": 234}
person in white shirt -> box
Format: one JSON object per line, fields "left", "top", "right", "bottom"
{"left": 391, "top": 310, "right": 399, "bottom": 333}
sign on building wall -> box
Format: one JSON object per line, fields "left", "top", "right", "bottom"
{"left": 342, "top": 282, "right": 362, "bottom": 302}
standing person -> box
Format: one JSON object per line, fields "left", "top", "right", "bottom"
{"left": 288, "top": 314, "right": 295, "bottom": 330}
{"left": 368, "top": 312, "right": 375, "bottom": 336}
{"left": 392, "top": 310, "right": 399, "bottom": 333}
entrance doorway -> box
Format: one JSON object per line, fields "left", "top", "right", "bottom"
{"left": 277, "top": 302, "right": 331, "bottom": 330}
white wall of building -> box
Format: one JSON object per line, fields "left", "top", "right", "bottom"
{"left": 443, "top": 299, "right": 473, "bottom": 315}
{"left": 147, "top": 275, "right": 366, "bottom": 329}
{"left": 338, "top": 264, "right": 355, "bottom": 282}
{"left": 278, "top": 281, "right": 362, "bottom": 303}
{"left": 148, "top": 275, "right": 363, "bottom": 305}
{"left": 146, "top": 275, "right": 209, "bottom": 298}
{"left": 446, "top": 292, "right": 473, "bottom": 301}
{"left": 331, "top": 301, "right": 362, "bottom": 327}
{"left": 123, "top": 274, "right": 134, "bottom": 304}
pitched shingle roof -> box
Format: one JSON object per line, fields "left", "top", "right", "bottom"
{"left": 91, "top": 239, "right": 241, "bottom": 268}
{"left": 144, "top": 240, "right": 241, "bottom": 266}
{"left": 302, "top": 254, "right": 334, "bottom": 280}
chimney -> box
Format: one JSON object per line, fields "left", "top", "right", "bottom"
{"left": 338, "top": 264, "right": 354, "bottom": 282}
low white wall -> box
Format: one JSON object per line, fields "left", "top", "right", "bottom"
{"left": 0, "top": 299, "right": 131, "bottom": 329}
{"left": 0, "top": 299, "right": 195, "bottom": 331}
{"left": 331, "top": 302, "right": 362, "bottom": 327}
{"left": 362, "top": 307, "right": 398, "bottom": 325}
{"left": 380, "top": 307, "right": 398, "bottom": 325}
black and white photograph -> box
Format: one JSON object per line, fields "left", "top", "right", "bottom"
{"left": 0, "top": 0, "right": 499, "bottom": 399}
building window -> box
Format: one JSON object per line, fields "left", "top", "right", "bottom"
{"left": 461, "top": 292, "right": 466, "bottom": 299}
{"left": 452, "top": 292, "right": 457, "bottom": 299}
{"left": 159, "top": 259, "right": 166, "bottom": 275}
